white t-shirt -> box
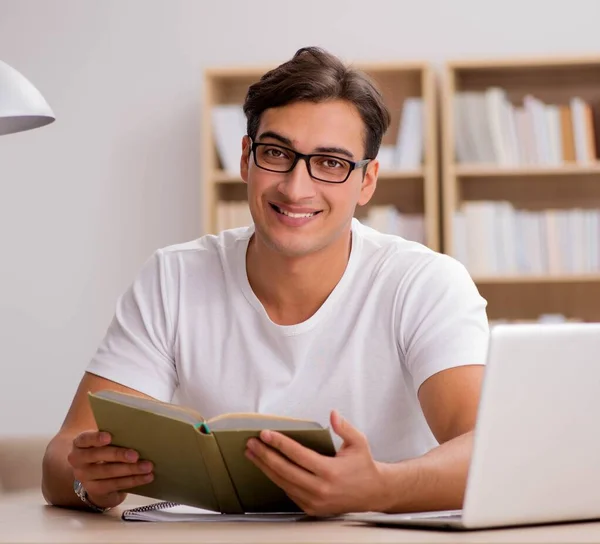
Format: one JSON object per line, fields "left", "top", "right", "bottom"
{"left": 87, "top": 218, "right": 489, "bottom": 462}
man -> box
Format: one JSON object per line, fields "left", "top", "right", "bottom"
{"left": 42, "top": 46, "right": 489, "bottom": 516}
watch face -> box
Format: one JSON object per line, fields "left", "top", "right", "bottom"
{"left": 73, "top": 479, "right": 84, "bottom": 496}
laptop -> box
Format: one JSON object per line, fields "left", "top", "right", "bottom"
{"left": 354, "top": 322, "right": 600, "bottom": 530}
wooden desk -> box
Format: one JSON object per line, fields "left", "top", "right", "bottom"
{"left": 3, "top": 491, "right": 600, "bottom": 543}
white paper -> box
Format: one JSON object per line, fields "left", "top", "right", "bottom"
{"left": 122, "top": 503, "right": 307, "bottom": 522}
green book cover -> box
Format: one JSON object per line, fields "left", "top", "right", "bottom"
{"left": 88, "top": 390, "right": 336, "bottom": 513}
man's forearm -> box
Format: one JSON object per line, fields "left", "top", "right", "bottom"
{"left": 377, "top": 431, "right": 473, "bottom": 513}
{"left": 41, "top": 434, "right": 86, "bottom": 509}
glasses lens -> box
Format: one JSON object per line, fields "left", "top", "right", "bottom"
{"left": 310, "top": 155, "right": 351, "bottom": 182}
{"left": 255, "top": 144, "right": 295, "bottom": 172}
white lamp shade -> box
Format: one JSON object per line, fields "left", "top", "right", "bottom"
{"left": 0, "top": 60, "right": 55, "bottom": 136}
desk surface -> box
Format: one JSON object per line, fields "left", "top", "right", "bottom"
{"left": 3, "top": 491, "right": 600, "bottom": 544}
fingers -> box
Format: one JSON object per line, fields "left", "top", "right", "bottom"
{"left": 73, "top": 431, "right": 111, "bottom": 449}
{"left": 330, "top": 410, "right": 367, "bottom": 446}
{"left": 246, "top": 439, "right": 319, "bottom": 492}
{"left": 68, "top": 444, "right": 140, "bottom": 468}
{"left": 69, "top": 431, "right": 141, "bottom": 468}
{"left": 247, "top": 448, "right": 307, "bottom": 497}
{"left": 68, "top": 430, "right": 155, "bottom": 508}
{"left": 257, "top": 431, "right": 326, "bottom": 474}
{"left": 246, "top": 449, "right": 324, "bottom": 516}
{"left": 84, "top": 473, "right": 155, "bottom": 498}
{"left": 77, "top": 460, "right": 153, "bottom": 482}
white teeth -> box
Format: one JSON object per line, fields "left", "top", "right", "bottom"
{"left": 276, "top": 206, "right": 316, "bottom": 218}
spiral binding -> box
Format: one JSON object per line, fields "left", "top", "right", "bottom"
{"left": 123, "top": 501, "right": 179, "bottom": 515}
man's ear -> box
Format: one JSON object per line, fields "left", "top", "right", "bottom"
{"left": 240, "top": 136, "right": 252, "bottom": 183}
{"left": 357, "top": 159, "right": 379, "bottom": 206}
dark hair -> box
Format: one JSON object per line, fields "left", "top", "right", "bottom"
{"left": 243, "top": 47, "right": 391, "bottom": 159}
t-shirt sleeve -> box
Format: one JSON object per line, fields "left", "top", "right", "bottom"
{"left": 86, "top": 249, "right": 178, "bottom": 401}
{"left": 399, "top": 253, "right": 490, "bottom": 393}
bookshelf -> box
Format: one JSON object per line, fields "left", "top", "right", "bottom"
{"left": 202, "top": 61, "right": 440, "bottom": 251}
{"left": 441, "top": 56, "right": 600, "bottom": 322}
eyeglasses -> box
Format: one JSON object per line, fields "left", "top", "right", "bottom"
{"left": 250, "top": 141, "right": 371, "bottom": 184}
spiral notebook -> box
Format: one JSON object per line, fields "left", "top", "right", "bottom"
{"left": 122, "top": 501, "right": 309, "bottom": 522}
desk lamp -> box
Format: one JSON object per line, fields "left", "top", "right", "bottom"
{"left": 0, "top": 60, "right": 54, "bottom": 135}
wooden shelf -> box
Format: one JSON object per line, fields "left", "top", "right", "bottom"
{"left": 448, "top": 55, "right": 600, "bottom": 71}
{"left": 476, "top": 278, "right": 600, "bottom": 322}
{"left": 213, "top": 171, "right": 243, "bottom": 184}
{"left": 473, "top": 274, "right": 600, "bottom": 285}
{"left": 442, "top": 55, "right": 600, "bottom": 322}
{"left": 455, "top": 164, "right": 600, "bottom": 177}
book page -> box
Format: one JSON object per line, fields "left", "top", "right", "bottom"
{"left": 91, "top": 390, "right": 205, "bottom": 426}
{"left": 206, "top": 413, "right": 323, "bottom": 431}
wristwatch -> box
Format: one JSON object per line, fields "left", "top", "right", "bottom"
{"left": 73, "top": 480, "right": 109, "bottom": 513}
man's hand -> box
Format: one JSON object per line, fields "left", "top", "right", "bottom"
{"left": 245, "top": 410, "right": 389, "bottom": 516}
{"left": 67, "top": 431, "right": 154, "bottom": 510}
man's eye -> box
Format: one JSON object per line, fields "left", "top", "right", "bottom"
{"left": 323, "top": 158, "right": 344, "bottom": 168}
{"left": 265, "top": 148, "right": 285, "bottom": 158}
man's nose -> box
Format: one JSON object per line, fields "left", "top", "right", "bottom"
{"left": 277, "top": 158, "right": 317, "bottom": 201}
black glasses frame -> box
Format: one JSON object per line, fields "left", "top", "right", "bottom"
{"left": 250, "top": 141, "right": 371, "bottom": 184}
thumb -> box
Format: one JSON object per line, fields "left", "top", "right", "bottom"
{"left": 330, "top": 410, "right": 366, "bottom": 448}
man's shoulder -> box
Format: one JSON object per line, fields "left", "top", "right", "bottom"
{"left": 354, "top": 220, "right": 470, "bottom": 285}
{"left": 157, "top": 226, "right": 253, "bottom": 261}
{"left": 355, "top": 219, "right": 439, "bottom": 266}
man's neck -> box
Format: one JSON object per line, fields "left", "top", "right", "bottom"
{"left": 246, "top": 230, "right": 352, "bottom": 326}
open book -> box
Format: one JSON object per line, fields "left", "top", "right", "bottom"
{"left": 88, "top": 390, "right": 336, "bottom": 514}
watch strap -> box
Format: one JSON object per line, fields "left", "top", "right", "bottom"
{"left": 73, "top": 479, "right": 109, "bottom": 513}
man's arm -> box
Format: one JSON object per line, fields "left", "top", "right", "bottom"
{"left": 244, "top": 364, "right": 484, "bottom": 516}
{"left": 41, "top": 372, "right": 153, "bottom": 509}
{"left": 378, "top": 364, "right": 484, "bottom": 513}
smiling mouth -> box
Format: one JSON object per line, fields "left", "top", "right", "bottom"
{"left": 270, "top": 203, "right": 322, "bottom": 218}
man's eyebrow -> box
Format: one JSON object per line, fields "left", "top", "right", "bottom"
{"left": 314, "top": 146, "right": 354, "bottom": 160}
{"left": 257, "top": 131, "right": 355, "bottom": 160}
{"left": 257, "top": 131, "right": 293, "bottom": 147}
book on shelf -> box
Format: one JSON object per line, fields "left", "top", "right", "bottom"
{"left": 211, "top": 104, "right": 246, "bottom": 175}
{"left": 453, "top": 201, "right": 600, "bottom": 277}
{"left": 362, "top": 205, "right": 425, "bottom": 244}
{"left": 454, "top": 88, "right": 599, "bottom": 166}
{"left": 89, "top": 390, "right": 336, "bottom": 514}
{"left": 377, "top": 97, "right": 423, "bottom": 170}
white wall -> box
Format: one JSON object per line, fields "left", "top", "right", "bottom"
{"left": 1, "top": 0, "right": 599, "bottom": 437}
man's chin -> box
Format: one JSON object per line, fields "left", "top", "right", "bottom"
{"left": 262, "top": 233, "right": 322, "bottom": 259}
{"left": 252, "top": 221, "right": 331, "bottom": 258}
{"left": 269, "top": 241, "right": 318, "bottom": 259}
